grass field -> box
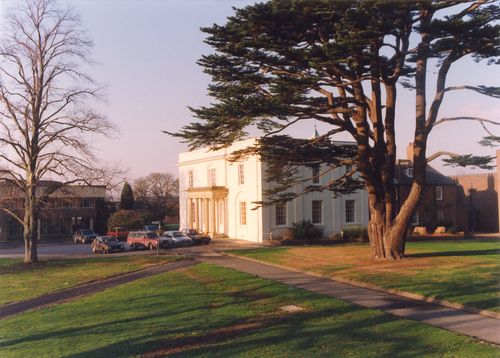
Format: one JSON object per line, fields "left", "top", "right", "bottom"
{"left": 0, "top": 255, "right": 181, "bottom": 305}
{"left": 230, "top": 239, "right": 500, "bottom": 312}
{"left": 0, "top": 263, "right": 498, "bottom": 357}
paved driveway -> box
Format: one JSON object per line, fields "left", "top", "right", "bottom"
{"left": 0, "top": 238, "right": 267, "bottom": 259}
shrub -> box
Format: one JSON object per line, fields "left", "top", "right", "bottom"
{"left": 107, "top": 210, "right": 143, "bottom": 230}
{"left": 425, "top": 222, "right": 437, "bottom": 235}
{"left": 341, "top": 226, "right": 368, "bottom": 242}
{"left": 290, "top": 220, "right": 323, "bottom": 241}
{"left": 281, "top": 228, "right": 294, "bottom": 241}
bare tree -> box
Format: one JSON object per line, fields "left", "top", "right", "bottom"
{"left": 133, "top": 172, "right": 179, "bottom": 221}
{"left": 0, "top": 0, "right": 114, "bottom": 263}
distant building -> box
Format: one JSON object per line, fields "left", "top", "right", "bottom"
{"left": 178, "top": 138, "right": 369, "bottom": 243}
{"left": 0, "top": 181, "right": 106, "bottom": 241}
{"left": 392, "top": 143, "right": 461, "bottom": 231}
{"left": 452, "top": 150, "right": 500, "bottom": 233}
{"left": 395, "top": 159, "right": 460, "bottom": 229}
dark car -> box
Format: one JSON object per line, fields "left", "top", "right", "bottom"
{"left": 92, "top": 236, "right": 125, "bottom": 254}
{"left": 74, "top": 229, "right": 98, "bottom": 244}
{"left": 181, "top": 229, "right": 211, "bottom": 245}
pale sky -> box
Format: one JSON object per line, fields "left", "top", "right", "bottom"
{"left": 1, "top": 0, "right": 499, "bottom": 181}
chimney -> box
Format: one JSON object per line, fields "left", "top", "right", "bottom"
{"left": 406, "top": 142, "right": 414, "bottom": 161}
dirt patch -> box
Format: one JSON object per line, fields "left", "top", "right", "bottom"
{"left": 141, "top": 316, "right": 284, "bottom": 357}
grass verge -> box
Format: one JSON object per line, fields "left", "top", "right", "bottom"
{"left": 230, "top": 239, "right": 500, "bottom": 312}
{"left": 0, "top": 255, "right": 181, "bottom": 305}
{"left": 0, "top": 263, "right": 498, "bottom": 357}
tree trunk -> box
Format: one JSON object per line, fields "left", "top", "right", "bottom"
{"left": 367, "top": 182, "right": 423, "bottom": 260}
{"left": 23, "top": 186, "right": 38, "bottom": 264}
{"left": 368, "top": 211, "right": 407, "bottom": 260}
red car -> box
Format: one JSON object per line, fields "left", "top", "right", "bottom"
{"left": 127, "top": 231, "right": 160, "bottom": 250}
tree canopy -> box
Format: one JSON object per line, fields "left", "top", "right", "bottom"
{"left": 172, "top": 0, "right": 499, "bottom": 259}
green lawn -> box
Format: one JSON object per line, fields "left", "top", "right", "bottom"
{"left": 230, "top": 239, "right": 500, "bottom": 312}
{"left": 0, "top": 263, "right": 498, "bottom": 357}
{"left": 0, "top": 255, "right": 181, "bottom": 305}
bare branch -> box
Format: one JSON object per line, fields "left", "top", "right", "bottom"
{"left": 426, "top": 151, "right": 459, "bottom": 163}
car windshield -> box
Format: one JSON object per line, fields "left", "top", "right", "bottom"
{"left": 81, "top": 229, "right": 94, "bottom": 235}
{"left": 171, "top": 232, "right": 183, "bottom": 237}
{"left": 186, "top": 230, "right": 197, "bottom": 235}
{"left": 146, "top": 232, "right": 158, "bottom": 239}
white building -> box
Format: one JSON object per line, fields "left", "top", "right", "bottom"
{"left": 178, "top": 138, "right": 368, "bottom": 243}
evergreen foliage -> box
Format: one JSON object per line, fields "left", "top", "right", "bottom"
{"left": 120, "top": 182, "right": 135, "bottom": 210}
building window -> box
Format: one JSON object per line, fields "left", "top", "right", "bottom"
{"left": 81, "top": 198, "right": 93, "bottom": 208}
{"left": 239, "top": 202, "right": 247, "bottom": 225}
{"left": 436, "top": 186, "right": 443, "bottom": 201}
{"left": 345, "top": 200, "right": 355, "bottom": 223}
{"left": 275, "top": 203, "right": 287, "bottom": 226}
{"left": 312, "top": 200, "right": 322, "bottom": 224}
{"left": 312, "top": 166, "right": 320, "bottom": 184}
{"left": 238, "top": 163, "right": 245, "bottom": 185}
{"left": 208, "top": 168, "right": 216, "bottom": 186}
{"left": 188, "top": 170, "right": 194, "bottom": 188}
{"left": 406, "top": 168, "right": 414, "bottom": 177}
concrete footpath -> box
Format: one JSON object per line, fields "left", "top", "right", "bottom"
{"left": 198, "top": 254, "right": 500, "bottom": 346}
{"left": 0, "top": 259, "right": 196, "bottom": 320}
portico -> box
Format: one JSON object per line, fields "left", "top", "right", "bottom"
{"left": 186, "top": 186, "right": 228, "bottom": 236}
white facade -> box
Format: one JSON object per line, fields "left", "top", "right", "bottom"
{"left": 178, "top": 138, "right": 369, "bottom": 243}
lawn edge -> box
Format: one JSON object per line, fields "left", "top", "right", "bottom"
{"left": 225, "top": 253, "right": 500, "bottom": 320}
{"left": 0, "top": 254, "right": 184, "bottom": 306}
{"left": 0, "top": 258, "right": 197, "bottom": 320}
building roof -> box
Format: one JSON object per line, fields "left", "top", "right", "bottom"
{"left": 396, "top": 161, "right": 455, "bottom": 185}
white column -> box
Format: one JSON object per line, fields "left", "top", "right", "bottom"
{"left": 195, "top": 199, "right": 200, "bottom": 230}
{"left": 209, "top": 198, "right": 216, "bottom": 235}
{"left": 187, "top": 198, "right": 193, "bottom": 229}
{"left": 204, "top": 199, "right": 210, "bottom": 233}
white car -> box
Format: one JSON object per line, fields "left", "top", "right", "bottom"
{"left": 162, "top": 231, "right": 193, "bottom": 247}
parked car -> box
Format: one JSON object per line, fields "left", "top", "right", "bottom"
{"left": 106, "top": 226, "right": 129, "bottom": 241}
{"left": 181, "top": 229, "right": 211, "bottom": 245}
{"left": 162, "top": 231, "right": 193, "bottom": 247}
{"left": 74, "top": 229, "right": 98, "bottom": 244}
{"left": 127, "top": 231, "right": 161, "bottom": 250}
{"left": 92, "top": 236, "right": 125, "bottom": 254}
{"left": 158, "top": 235, "right": 178, "bottom": 248}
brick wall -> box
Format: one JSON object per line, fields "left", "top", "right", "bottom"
{"left": 453, "top": 169, "right": 499, "bottom": 233}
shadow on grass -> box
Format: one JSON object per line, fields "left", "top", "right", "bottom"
{"left": 407, "top": 248, "right": 500, "bottom": 258}
{"left": 60, "top": 305, "right": 487, "bottom": 358}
